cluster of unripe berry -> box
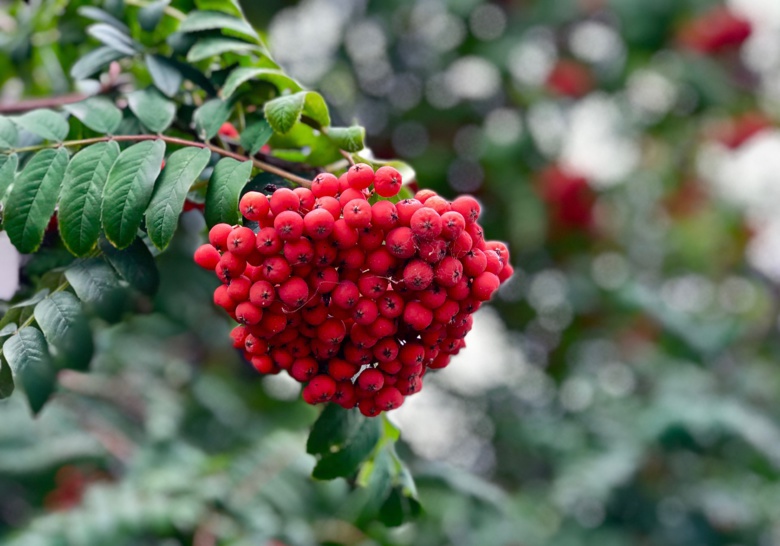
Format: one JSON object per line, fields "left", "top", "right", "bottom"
{"left": 194, "top": 163, "right": 512, "bottom": 416}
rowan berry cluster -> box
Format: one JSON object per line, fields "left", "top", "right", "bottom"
{"left": 194, "top": 163, "right": 512, "bottom": 416}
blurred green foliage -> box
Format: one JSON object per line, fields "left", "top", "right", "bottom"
{"left": 3, "top": 0, "right": 780, "bottom": 544}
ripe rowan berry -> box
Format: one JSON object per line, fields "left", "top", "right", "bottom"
{"left": 194, "top": 244, "right": 221, "bottom": 270}
{"left": 347, "top": 163, "right": 375, "bottom": 190}
{"left": 374, "top": 166, "right": 402, "bottom": 197}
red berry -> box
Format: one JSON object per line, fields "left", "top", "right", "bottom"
{"left": 357, "top": 368, "right": 385, "bottom": 392}
{"left": 209, "top": 223, "right": 233, "bottom": 251}
{"left": 311, "top": 173, "right": 340, "bottom": 198}
{"left": 347, "top": 163, "right": 375, "bottom": 190}
{"left": 273, "top": 210, "right": 304, "bottom": 240}
{"left": 451, "top": 196, "right": 480, "bottom": 224}
{"left": 343, "top": 199, "right": 372, "bottom": 229}
{"left": 270, "top": 188, "right": 300, "bottom": 215}
{"left": 403, "top": 301, "right": 433, "bottom": 330}
{"left": 239, "top": 192, "right": 270, "bottom": 221}
{"left": 375, "top": 387, "right": 404, "bottom": 410}
{"left": 471, "top": 271, "right": 500, "bottom": 301}
{"left": 403, "top": 259, "right": 434, "bottom": 291}
{"left": 194, "top": 244, "right": 221, "bottom": 270}
{"left": 305, "top": 375, "right": 336, "bottom": 403}
{"left": 256, "top": 227, "right": 282, "bottom": 255}
{"left": 227, "top": 226, "right": 256, "bottom": 256}
{"left": 371, "top": 200, "right": 399, "bottom": 231}
{"left": 374, "top": 166, "right": 402, "bottom": 197}
{"left": 303, "top": 208, "right": 335, "bottom": 240}
{"left": 290, "top": 357, "right": 318, "bottom": 382}
{"left": 235, "top": 302, "right": 263, "bottom": 325}
{"left": 218, "top": 122, "right": 239, "bottom": 139}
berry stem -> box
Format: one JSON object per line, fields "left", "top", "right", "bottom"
{"left": 340, "top": 150, "right": 356, "bottom": 167}
{"left": 4, "top": 134, "right": 313, "bottom": 188}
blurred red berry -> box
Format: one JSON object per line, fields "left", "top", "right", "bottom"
{"left": 546, "top": 60, "right": 593, "bottom": 98}
{"left": 678, "top": 6, "right": 751, "bottom": 53}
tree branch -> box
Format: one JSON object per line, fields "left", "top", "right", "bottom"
{"left": 3, "top": 134, "right": 313, "bottom": 188}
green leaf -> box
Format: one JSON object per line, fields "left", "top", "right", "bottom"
{"left": 312, "top": 416, "right": 382, "bottom": 480}
{"left": 204, "top": 157, "right": 252, "bottom": 227}
{"left": 195, "top": 0, "right": 242, "bottom": 16}
{"left": 145, "top": 147, "right": 210, "bottom": 250}
{"left": 2, "top": 327, "right": 57, "bottom": 415}
{"left": 307, "top": 404, "right": 366, "bottom": 455}
{"left": 59, "top": 141, "right": 120, "bottom": 256}
{"left": 178, "top": 10, "right": 259, "bottom": 41}
{"left": 146, "top": 54, "right": 183, "bottom": 97}
{"left": 193, "top": 98, "right": 234, "bottom": 140}
{"left": 71, "top": 46, "right": 125, "bottom": 80}
{"left": 78, "top": 6, "right": 130, "bottom": 33}
{"left": 64, "top": 259, "right": 121, "bottom": 304}
{"left": 302, "top": 91, "right": 330, "bottom": 128}
{"left": 0, "top": 355, "right": 14, "bottom": 400}
{"left": 221, "top": 67, "right": 301, "bottom": 100}
{"left": 327, "top": 126, "right": 365, "bottom": 152}
{"left": 12, "top": 109, "right": 69, "bottom": 141}
{"left": 100, "top": 237, "right": 160, "bottom": 295}
{"left": 63, "top": 97, "right": 123, "bottom": 134}
{"left": 240, "top": 116, "right": 273, "bottom": 155}
{"left": 0, "top": 324, "right": 17, "bottom": 337}
{"left": 187, "top": 37, "right": 262, "bottom": 62}
{"left": 379, "top": 486, "right": 423, "bottom": 527}
{"left": 264, "top": 93, "right": 305, "bottom": 135}
{"left": 0, "top": 115, "right": 19, "bottom": 149}
{"left": 3, "top": 148, "right": 69, "bottom": 253}
{"left": 33, "top": 292, "right": 94, "bottom": 371}
{"left": 0, "top": 153, "right": 18, "bottom": 199}
{"left": 102, "top": 140, "right": 166, "bottom": 248}
{"left": 127, "top": 88, "right": 176, "bottom": 133}
{"left": 138, "top": 0, "right": 169, "bottom": 32}
{"left": 87, "top": 23, "right": 141, "bottom": 55}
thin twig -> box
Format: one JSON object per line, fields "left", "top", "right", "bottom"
{"left": 3, "top": 134, "right": 313, "bottom": 187}
{"left": 340, "top": 149, "right": 356, "bottom": 167}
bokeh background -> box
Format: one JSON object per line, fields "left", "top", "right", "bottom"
{"left": 3, "top": 0, "right": 780, "bottom": 544}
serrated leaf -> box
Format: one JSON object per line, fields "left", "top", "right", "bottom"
{"left": 193, "top": 98, "right": 233, "bottom": 140}
{"left": 0, "top": 115, "right": 18, "bottom": 149}
{"left": 0, "top": 355, "right": 13, "bottom": 399}
{"left": 63, "top": 97, "right": 122, "bottom": 134}
{"left": 127, "top": 88, "right": 176, "bottom": 133}
{"left": 2, "top": 327, "right": 57, "bottom": 415}
{"left": 312, "top": 416, "right": 382, "bottom": 480}
{"left": 187, "top": 37, "right": 261, "bottom": 62}
{"left": 99, "top": 237, "right": 160, "bottom": 296}
{"left": 34, "top": 292, "right": 93, "bottom": 371}
{"left": 87, "top": 23, "right": 141, "bottom": 55}
{"left": 59, "top": 141, "right": 120, "bottom": 256}
{"left": 240, "top": 116, "right": 273, "bottom": 156}
{"left": 71, "top": 46, "right": 125, "bottom": 80}
{"left": 302, "top": 91, "right": 330, "bottom": 128}
{"left": 102, "top": 140, "right": 166, "bottom": 248}
{"left": 145, "top": 147, "right": 210, "bottom": 250}
{"left": 3, "top": 148, "right": 69, "bottom": 253}
{"left": 0, "top": 153, "right": 18, "bottom": 199}
{"left": 178, "top": 10, "right": 259, "bottom": 41}
{"left": 221, "top": 67, "right": 301, "bottom": 100}
{"left": 78, "top": 6, "right": 129, "bottom": 33}
{"left": 64, "top": 259, "right": 121, "bottom": 304}
{"left": 138, "top": 0, "right": 169, "bottom": 32}
{"left": 12, "top": 109, "right": 69, "bottom": 141}
{"left": 307, "top": 404, "right": 367, "bottom": 455}
{"left": 327, "top": 126, "right": 365, "bottom": 152}
{"left": 146, "top": 54, "right": 183, "bottom": 97}
{"left": 264, "top": 93, "right": 305, "bottom": 135}
{"left": 204, "top": 157, "right": 252, "bottom": 227}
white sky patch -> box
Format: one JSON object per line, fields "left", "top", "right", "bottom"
{"left": 0, "top": 232, "right": 19, "bottom": 300}
{"left": 559, "top": 94, "right": 640, "bottom": 188}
